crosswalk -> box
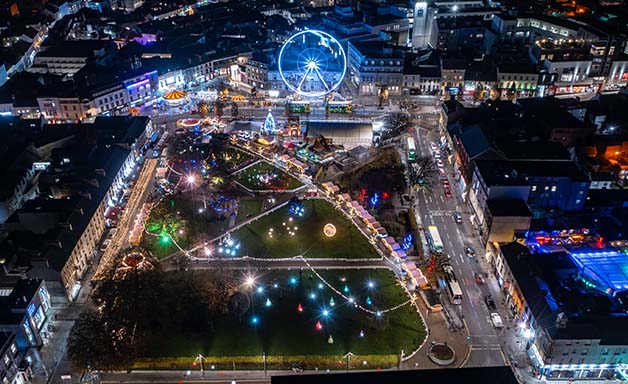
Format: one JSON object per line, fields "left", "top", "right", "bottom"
{"left": 429, "top": 210, "right": 456, "bottom": 217}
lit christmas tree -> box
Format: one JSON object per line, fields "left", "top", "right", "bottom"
{"left": 262, "top": 110, "right": 276, "bottom": 134}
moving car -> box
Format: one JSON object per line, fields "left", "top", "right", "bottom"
{"left": 484, "top": 295, "right": 496, "bottom": 310}
{"left": 465, "top": 246, "right": 476, "bottom": 257}
{"left": 436, "top": 159, "right": 444, "bottom": 167}
{"left": 107, "top": 228, "right": 118, "bottom": 238}
{"left": 444, "top": 188, "right": 452, "bottom": 197}
{"left": 475, "top": 272, "right": 485, "bottom": 285}
{"left": 430, "top": 142, "right": 438, "bottom": 151}
{"left": 100, "top": 239, "right": 112, "bottom": 252}
{"left": 454, "top": 213, "right": 463, "bottom": 223}
{"left": 433, "top": 152, "right": 441, "bottom": 159}
{"left": 491, "top": 313, "right": 503, "bottom": 328}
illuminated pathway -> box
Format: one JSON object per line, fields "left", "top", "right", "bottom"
{"left": 95, "top": 158, "right": 158, "bottom": 279}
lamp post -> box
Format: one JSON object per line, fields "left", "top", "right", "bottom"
{"left": 342, "top": 352, "right": 355, "bottom": 373}
{"left": 263, "top": 352, "right": 267, "bottom": 376}
{"left": 194, "top": 353, "right": 206, "bottom": 376}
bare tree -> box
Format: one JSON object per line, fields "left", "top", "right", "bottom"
{"left": 385, "top": 112, "right": 410, "bottom": 138}
{"left": 408, "top": 157, "right": 438, "bottom": 186}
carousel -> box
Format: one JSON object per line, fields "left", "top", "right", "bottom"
{"left": 162, "top": 90, "right": 189, "bottom": 107}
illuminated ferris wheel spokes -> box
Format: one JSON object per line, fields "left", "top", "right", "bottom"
{"left": 278, "top": 30, "right": 346, "bottom": 98}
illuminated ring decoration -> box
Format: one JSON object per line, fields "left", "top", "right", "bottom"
{"left": 278, "top": 30, "right": 346, "bottom": 98}
{"left": 323, "top": 223, "right": 337, "bottom": 237}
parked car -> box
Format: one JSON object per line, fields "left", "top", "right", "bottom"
{"left": 441, "top": 179, "right": 450, "bottom": 186}
{"left": 438, "top": 168, "right": 447, "bottom": 176}
{"left": 484, "top": 295, "right": 496, "bottom": 310}
{"left": 491, "top": 313, "right": 503, "bottom": 328}
{"left": 401, "top": 194, "right": 412, "bottom": 204}
{"left": 436, "top": 159, "right": 444, "bottom": 167}
{"left": 465, "top": 246, "right": 476, "bottom": 256}
{"left": 100, "top": 239, "right": 112, "bottom": 252}
{"left": 444, "top": 188, "right": 452, "bottom": 197}
{"left": 454, "top": 213, "right": 463, "bottom": 223}
{"left": 430, "top": 142, "right": 438, "bottom": 151}
{"left": 107, "top": 228, "right": 118, "bottom": 238}
{"left": 433, "top": 152, "right": 441, "bottom": 159}
{"left": 475, "top": 272, "right": 485, "bottom": 285}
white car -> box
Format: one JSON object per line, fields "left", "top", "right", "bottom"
{"left": 100, "top": 239, "right": 112, "bottom": 252}
{"left": 490, "top": 313, "right": 503, "bottom": 328}
{"left": 433, "top": 152, "right": 441, "bottom": 159}
{"left": 430, "top": 142, "right": 438, "bottom": 151}
{"left": 436, "top": 159, "right": 445, "bottom": 167}
{"left": 107, "top": 228, "right": 118, "bottom": 238}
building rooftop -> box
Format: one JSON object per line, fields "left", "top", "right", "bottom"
{"left": 487, "top": 199, "right": 532, "bottom": 217}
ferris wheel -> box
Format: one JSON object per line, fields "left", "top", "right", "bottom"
{"left": 278, "top": 30, "right": 347, "bottom": 98}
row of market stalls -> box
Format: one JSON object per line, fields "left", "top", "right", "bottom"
{"left": 277, "top": 154, "right": 307, "bottom": 174}
{"left": 321, "top": 181, "right": 428, "bottom": 288}
{"left": 129, "top": 203, "right": 152, "bottom": 246}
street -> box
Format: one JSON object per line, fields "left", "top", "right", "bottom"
{"left": 410, "top": 116, "right": 508, "bottom": 368}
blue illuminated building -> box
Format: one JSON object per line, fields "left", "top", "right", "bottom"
{"left": 0, "top": 279, "right": 51, "bottom": 352}
{"left": 493, "top": 242, "right": 628, "bottom": 378}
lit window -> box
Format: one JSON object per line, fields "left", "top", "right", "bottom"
{"left": 544, "top": 186, "right": 549, "bottom": 191}
{"left": 3, "top": 354, "right": 9, "bottom": 365}
{"left": 576, "top": 199, "right": 581, "bottom": 204}
{"left": 531, "top": 186, "right": 537, "bottom": 191}
{"left": 10, "top": 343, "right": 16, "bottom": 354}
{"left": 551, "top": 186, "right": 557, "bottom": 192}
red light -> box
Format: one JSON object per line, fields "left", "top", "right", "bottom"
{"left": 382, "top": 192, "right": 390, "bottom": 199}
{"left": 315, "top": 321, "right": 323, "bottom": 331}
{"left": 192, "top": 362, "right": 197, "bottom": 366}
{"left": 297, "top": 304, "right": 303, "bottom": 312}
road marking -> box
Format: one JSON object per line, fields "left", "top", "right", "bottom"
{"left": 459, "top": 254, "right": 466, "bottom": 263}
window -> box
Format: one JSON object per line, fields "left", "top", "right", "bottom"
{"left": 531, "top": 186, "right": 537, "bottom": 191}
{"left": 544, "top": 186, "right": 549, "bottom": 190}
{"left": 551, "top": 186, "right": 557, "bottom": 192}
{"left": 3, "top": 354, "right": 9, "bottom": 365}
{"left": 10, "top": 343, "right": 16, "bottom": 354}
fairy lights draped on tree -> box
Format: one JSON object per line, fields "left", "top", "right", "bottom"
{"left": 262, "top": 110, "right": 276, "bottom": 134}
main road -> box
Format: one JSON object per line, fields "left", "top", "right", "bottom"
{"left": 410, "top": 117, "right": 507, "bottom": 368}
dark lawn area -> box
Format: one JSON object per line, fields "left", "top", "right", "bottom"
{"left": 139, "top": 269, "right": 425, "bottom": 357}
{"left": 235, "top": 161, "right": 302, "bottom": 191}
{"left": 231, "top": 199, "right": 379, "bottom": 259}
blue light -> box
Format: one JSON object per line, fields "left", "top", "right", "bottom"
{"left": 343, "top": 285, "right": 349, "bottom": 293}
{"left": 251, "top": 316, "right": 259, "bottom": 325}
{"left": 257, "top": 286, "right": 264, "bottom": 293}
{"left": 367, "top": 281, "right": 375, "bottom": 289}
{"left": 265, "top": 298, "right": 272, "bottom": 307}
{"left": 322, "top": 309, "right": 330, "bottom": 317}
{"left": 376, "top": 311, "right": 382, "bottom": 317}
{"left": 273, "top": 283, "right": 279, "bottom": 288}
{"left": 318, "top": 283, "right": 324, "bottom": 289}
{"left": 309, "top": 292, "right": 317, "bottom": 299}
{"left": 290, "top": 277, "right": 297, "bottom": 285}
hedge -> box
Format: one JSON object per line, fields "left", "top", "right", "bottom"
{"left": 132, "top": 354, "right": 399, "bottom": 371}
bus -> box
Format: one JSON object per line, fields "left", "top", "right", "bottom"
{"left": 288, "top": 101, "right": 311, "bottom": 114}
{"left": 442, "top": 265, "right": 463, "bottom": 305}
{"left": 406, "top": 136, "right": 416, "bottom": 161}
{"left": 327, "top": 101, "right": 352, "bottom": 113}
{"left": 427, "top": 225, "right": 444, "bottom": 255}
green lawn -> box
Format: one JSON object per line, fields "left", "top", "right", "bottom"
{"left": 139, "top": 269, "right": 425, "bottom": 358}
{"left": 234, "top": 198, "right": 264, "bottom": 225}
{"left": 231, "top": 199, "right": 380, "bottom": 259}
{"left": 235, "top": 161, "right": 302, "bottom": 191}
{"left": 209, "top": 146, "right": 255, "bottom": 172}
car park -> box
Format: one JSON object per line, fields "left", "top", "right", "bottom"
{"left": 100, "top": 239, "right": 112, "bottom": 252}
{"left": 484, "top": 295, "right": 496, "bottom": 310}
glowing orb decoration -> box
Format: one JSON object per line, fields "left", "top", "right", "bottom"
{"left": 278, "top": 30, "right": 346, "bottom": 97}
{"left": 323, "top": 223, "right": 337, "bottom": 237}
